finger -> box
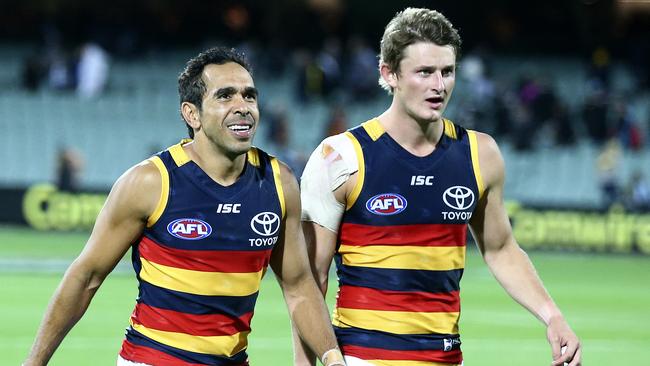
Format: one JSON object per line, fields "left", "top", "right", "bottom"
{"left": 550, "top": 345, "right": 567, "bottom": 366}
{"left": 567, "top": 346, "right": 582, "bottom": 366}
{"left": 563, "top": 342, "right": 579, "bottom": 361}
{"left": 551, "top": 357, "right": 564, "bottom": 366}
{"left": 553, "top": 342, "right": 577, "bottom": 366}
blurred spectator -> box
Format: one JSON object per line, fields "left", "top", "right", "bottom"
{"left": 295, "top": 50, "right": 324, "bottom": 103}
{"left": 518, "top": 75, "right": 541, "bottom": 106}
{"left": 625, "top": 170, "right": 650, "bottom": 212}
{"left": 21, "top": 55, "right": 48, "bottom": 92}
{"left": 48, "top": 54, "right": 76, "bottom": 91}
{"left": 317, "top": 37, "right": 342, "bottom": 98}
{"left": 258, "top": 40, "right": 288, "bottom": 76}
{"left": 549, "top": 103, "right": 576, "bottom": 146}
{"left": 265, "top": 107, "right": 307, "bottom": 177}
{"left": 588, "top": 46, "right": 611, "bottom": 89}
{"left": 323, "top": 104, "right": 348, "bottom": 138}
{"left": 56, "top": 147, "right": 84, "bottom": 192}
{"left": 530, "top": 78, "right": 556, "bottom": 126}
{"left": 76, "top": 42, "right": 110, "bottom": 99}
{"left": 493, "top": 86, "right": 515, "bottom": 138}
{"left": 530, "top": 77, "right": 576, "bottom": 147}
{"left": 295, "top": 39, "right": 343, "bottom": 103}
{"left": 457, "top": 53, "right": 496, "bottom": 131}
{"left": 612, "top": 99, "right": 644, "bottom": 151}
{"left": 40, "top": 23, "right": 77, "bottom": 92}
{"left": 506, "top": 75, "right": 553, "bottom": 151}
{"left": 596, "top": 138, "right": 622, "bottom": 208}
{"left": 344, "top": 35, "right": 378, "bottom": 102}
{"left": 582, "top": 83, "right": 609, "bottom": 143}
{"left": 460, "top": 55, "right": 495, "bottom": 103}
{"left": 510, "top": 101, "right": 534, "bottom": 151}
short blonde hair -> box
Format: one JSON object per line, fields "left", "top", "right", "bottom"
{"left": 378, "top": 8, "right": 461, "bottom": 94}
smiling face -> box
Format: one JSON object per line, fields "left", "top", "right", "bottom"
{"left": 190, "top": 62, "right": 259, "bottom": 159}
{"left": 386, "top": 42, "right": 456, "bottom": 125}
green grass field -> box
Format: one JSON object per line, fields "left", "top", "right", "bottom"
{"left": 2, "top": 225, "right": 649, "bottom": 365}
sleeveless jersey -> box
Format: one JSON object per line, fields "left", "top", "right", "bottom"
{"left": 119, "top": 140, "right": 286, "bottom": 366}
{"left": 333, "top": 119, "right": 485, "bottom": 366}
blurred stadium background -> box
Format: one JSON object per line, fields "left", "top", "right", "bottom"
{"left": 1, "top": 0, "right": 649, "bottom": 365}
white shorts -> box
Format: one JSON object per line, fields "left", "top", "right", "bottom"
{"left": 344, "top": 356, "right": 375, "bottom": 365}
{"left": 117, "top": 355, "right": 152, "bottom": 366}
{"left": 345, "top": 356, "right": 463, "bottom": 366}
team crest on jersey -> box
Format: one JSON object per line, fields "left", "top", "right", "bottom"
{"left": 167, "top": 218, "right": 212, "bottom": 240}
{"left": 365, "top": 193, "right": 408, "bottom": 216}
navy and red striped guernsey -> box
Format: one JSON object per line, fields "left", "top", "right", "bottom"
{"left": 119, "top": 140, "right": 285, "bottom": 366}
{"left": 333, "top": 119, "right": 484, "bottom": 366}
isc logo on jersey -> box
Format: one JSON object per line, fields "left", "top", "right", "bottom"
{"left": 167, "top": 218, "right": 212, "bottom": 240}
{"left": 366, "top": 193, "right": 407, "bottom": 216}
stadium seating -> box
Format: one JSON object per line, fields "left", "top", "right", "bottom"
{"left": 1, "top": 46, "right": 648, "bottom": 209}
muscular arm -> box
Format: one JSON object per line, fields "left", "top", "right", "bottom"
{"left": 23, "top": 161, "right": 161, "bottom": 366}
{"left": 294, "top": 213, "right": 341, "bottom": 365}
{"left": 270, "top": 163, "right": 344, "bottom": 366}
{"left": 293, "top": 138, "right": 355, "bottom": 365}
{"left": 469, "top": 133, "right": 581, "bottom": 366}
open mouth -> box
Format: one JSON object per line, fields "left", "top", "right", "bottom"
{"left": 228, "top": 124, "right": 252, "bottom": 132}
{"left": 426, "top": 96, "right": 444, "bottom": 109}
{"left": 227, "top": 123, "right": 254, "bottom": 138}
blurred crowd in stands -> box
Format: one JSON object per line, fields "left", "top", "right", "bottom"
{"left": 20, "top": 30, "right": 648, "bottom": 149}
{"left": 6, "top": 0, "right": 650, "bottom": 210}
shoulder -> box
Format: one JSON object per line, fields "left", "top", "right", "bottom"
{"left": 108, "top": 158, "right": 162, "bottom": 220}
{"left": 276, "top": 159, "right": 299, "bottom": 188}
{"left": 119, "top": 158, "right": 163, "bottom": 192}
{"left": 473, "top": 131, "right": 501, "bottom": 160}
{"left": 472, "top": 131, "right": 505, "bottom": 188}
{"left": 263, "top": 149, "right": 297, "bottom": 188}
{"left": 323, "top": 133, "right": 357, "bottom": 160}
{"left": 273, "top": 159, "right": 302, "bottom": 218}
{"left": 308, "top": 132, "right": 359, "bottom": 174}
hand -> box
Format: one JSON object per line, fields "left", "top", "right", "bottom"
{"left": 547, "top": 315, "right": 581, "bottom": 366}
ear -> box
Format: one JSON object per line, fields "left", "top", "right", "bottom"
{"left": 181, "top": 102, "right": 201, "bottom": 130}
{"left": 379, "top": 63, "right": 398, "bottom": 89}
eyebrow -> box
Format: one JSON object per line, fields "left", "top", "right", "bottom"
{"left": 213, "top": 86, "right": 259, "bottom": 98}
{"left": 244, "top": 86, "right": 259, "bottom": 98}
{"left": 417, "top": 64, "right": 455, "bottom": 70}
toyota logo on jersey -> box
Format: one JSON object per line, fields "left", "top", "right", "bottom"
{"left": 443, "top": 186, "right": 474, "bottom": 210}
{"left": 167, "top": 218, "right": 212, "bottom": 240}
{"left": 250, "top": 212, "right": 281, "bottom": 236}
{"left": 366, "top": 193, "right": 408, "bottom": 216}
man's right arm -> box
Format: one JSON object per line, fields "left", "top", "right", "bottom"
{"left": 23, "top": 160, "right": 161, "bottom": 366}
{"left": 293, "top": 136, "right": 357, "bottom": 365}
{"left": 301, "top": 135, "right": 359, "bottom": 293}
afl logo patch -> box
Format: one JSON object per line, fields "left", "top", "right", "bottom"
{"left": 443, "top": 186, "right": 474, "bottom": 210}
{"left": 366, "top": 193, "right": 407, "bottom": 216}
{"left": 167, "top": 218, "right": 212, "bottom": 240}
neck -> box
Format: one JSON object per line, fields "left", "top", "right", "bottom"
{"left": 377, "top": 100, "right": 445, "bottom": 157}
{"left": 185, "top": 139, "right": 247, "bottom": 186}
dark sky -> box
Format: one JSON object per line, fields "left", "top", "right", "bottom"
{"left": 1, "top": 0, "right": 647, "bottom": 58}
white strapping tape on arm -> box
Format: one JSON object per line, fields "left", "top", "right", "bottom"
{"left": 300, "top": 134, "right": 358, "bottom": 233}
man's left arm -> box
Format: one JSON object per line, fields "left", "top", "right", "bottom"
{"left": 468, "top": 132, "right": 581, "bottom": 366}
{"left": 269, "top": 162, "right": 344, "bottom": 366}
